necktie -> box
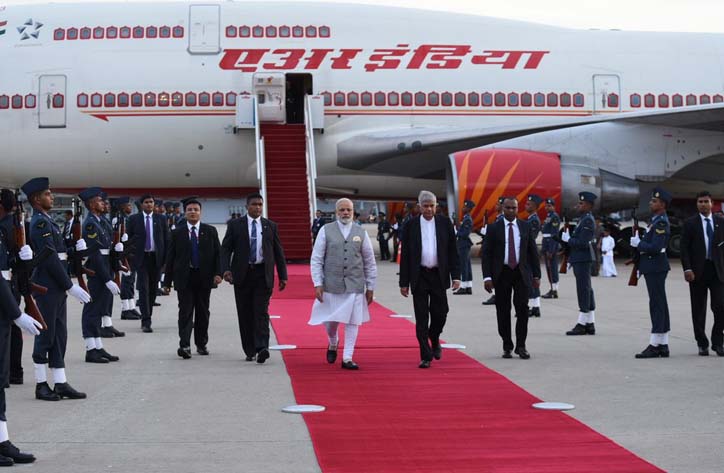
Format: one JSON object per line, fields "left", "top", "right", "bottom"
{"left": 145, "top": 215, "right": 152, "bottom": 251}
{"left": 249, "top": 220, "right": 257, "bottom": 264}
{"left": 706, "top": 218, "right": 714, "bottom": 260}
{"left": 508, "top": 222, "right": 517, "bottom": 269}
{"left": 190, "top": 226, "right": 200, "bottom": 268}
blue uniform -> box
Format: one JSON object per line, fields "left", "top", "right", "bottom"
{"left": 637, "top": 213, "right": 671, "bottom": 333}
{"left": 29, "top": 211, "right": 73, "bottom": 368}
{"left": 527, "top": 213, "right": 541, "bottom": 298}
{"left": 81, "top": 214, "right": 113, "bottom": 339}
{"left": 541, "top": 211, "right": 561, "bottom": 284}
{"left": 0, "top": 214, "right": 23, "bottom": 385}
{"left": 100, "top": 214, "right": 115, "bottom": 319}
{"left": 457, "top": 213, "right": 474, "bottom": 284}
{"left": 568, "top": 212, "right": 596, "bottom": 313}
{"left": 118, "top": 214, "right": 136, "bottom": 302}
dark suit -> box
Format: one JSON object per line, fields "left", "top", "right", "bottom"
{"left": 126, "top": 212, "right": 168, "bottom": 328}
{"left": 482, "top": 218, "right": 541, "bottom": 351}
{"left": 0, "top": 215, "right": 23, "bottom": 382}
{"left": 681, "top": 213, "right": 724, "bottom": 348}
{"left": 221, "top": 216, "right": 288, "bottom": 357}
{"left": 164, "top": 223, "right": 221, "bottom": 350}
{"left": 399, "top": 215, "right": 460, "bottom": 362}
{"left": 0, "top": 276, "right": 21, "bottom": 420}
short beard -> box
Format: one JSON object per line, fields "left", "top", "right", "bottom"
{"left": 339, "top": 216, "right": 353, "bottom": 224}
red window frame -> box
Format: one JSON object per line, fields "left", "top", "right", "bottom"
{"left": 361, "top": 92, "right": 373, "bottom": 106}
{"left": 104, "top": 93, "right": 116, "bottom": 107}
{"left": 159, "top": 26, "right": 171, "bottom": 38}
{"left": 80, "top": 27, "right": 91, "bottom": 40}
{"left": 158, "top": 92, "right": 170, "bottom": 107}
{"left": 533, "top": 92, "right": 545, "bottom": 107}
{"left": 507, "top": 93, "right": 519, "bottom": 107}
{"left": 77, "top": 93, "right": 89, "bottom": 108}
{"left": 374, "top": 92, "right": 386, "bottom": 106}
{"left": 52, "top": 94, "right": 64, "bottom": 108}
{"left": 279, "top": 25, "right": 291, "bottom": 37}
{"left": 252, "top": 25, "right": 263, "bottom": 37}
{"left": 67, "top": 28, "right": 78, "bottom": 40}
{"left": 133, "top": 26, "right": 144, "bottom": 39}
{"left": 644, "top": 94, "right": 655, "bottom": 108}
{"left": 120, "top": 27, "right": 131, "bottom": 39}
{"left": 454, "top": 92, "right": 466, "bottom": 106}
{"left": 144, "top": 92, "right": 156, "bottom": 107}
{"left": 686, "top": 94, "right": 697, "bottom": 106}
{"left": 91, "top": 93, "right": 103, "bottom": 108}
{"left": 185, "top": 92, "right": 197, "bottom": 106}
{"left": 520, "top": 92, "right": 532, "bottom": 107}
{"left": 547, "top": 92, "right": 559, "bottom": 107}
{"left": 481, "top": 92, "right": 493, "bottom": 107}
{"left": 441, "top": 92, "right": 453, "bottom": 107}
{"left": 573, "top": 93, "right": 584, "bottom": 107}
{"left": 212, "top": 92, "right": 224, "bottom": 106}
{"left": 240, "top": 26, "right": 251, "bottom": 37}
{"left": 11, "top": 95, "right": 22, "bottom": 109}
{"left": 0, "top": 95, "right": 8, "bottom": 110}
{"left": 388, "top": 92, "right": 399, "bottom": 106}
{"left": 347, "top": 92, "right": 359, "bottom": 106}
{"left": 54, "top": 28, "right": 65, "bottom": 41}
{"left": 118, "top": 93, "right": 129, "bottom": 107}
{"left": 700, "top": 94, "right": 711, "bottom": 104}
{"left": 305, "top": 26, "right": 317, "bottom": 38}
{"left": 630, "top": 93, "right": 641, "bottom": 108}
{"left": 93, "top": 27, "right": 104, "bottom": 39}
{"left": 225, "top": 92, "right": 236, "bottom": 106}
{"left": 714, "top": 94, "right": 723, "bottom": 103}
{"left": 172, "top": 26, "right": 184, "bottom": 38}
{"left": 467, "top": 93, "right": 480, "bottom": 107}
{"left": 130, "top": 93, "right": 143, "bottom": 107}
{"left": 292, "top": 26, "right": 304, "bottom": 38}
{"left": 107, "top": 26, "right": 118, "bottom": 39}
{"left": 657, "top": 94, "right": 669, "bottom": 108}
{"left": 266, "top": 26, "right": 277, "bottom": 38}
{"left": 321, "top": 92, "right": 331, "bottom": 106}
{"left": 319, "top": 26, "right": 330, "bottom": 38}
{"left": 199, "top": 92, "right": 211, "bottom": 106}
{"left": 24, "top": 94, "right": 36, "bottom": 109}
{"left": 401, "top": 92, "right": 413, "bottom": 107}
{"left": 225, "top": 25, "right": 237, "bottom": 38}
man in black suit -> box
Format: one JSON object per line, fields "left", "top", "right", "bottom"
{"left": 126, "top": 194, "right": 169, "bottom": 332}
{"left": 163, "top": 198, "right": 222, "bottom": 359}
{"left": 482, "top": 197, "right": 541, "bottom": 359}
{"left": 680, "top": 191, "right": 724, "bottom": 357}
{"left": 399, "top": 190, "right": 460, "bottom": 369}
{"left": 221, "top": 193, "right": 288, "bottom": 363}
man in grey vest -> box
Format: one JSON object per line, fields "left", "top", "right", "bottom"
{"left": 308, "top": 198, "right": 377, "bottom": 370}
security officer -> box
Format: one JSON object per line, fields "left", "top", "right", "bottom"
{"left": 116, "top": 197, "right": 141, "bottom": 320}
{"left": 562, "top": 192, "right": 597, "bottom": 335}
{"left": 631, "top": 187, "right": 672, "bottom": 359}
{"left": 455, "top": 200, "right": 475, "bottom": 295}
{"left": 377, "top": 212, "right": 391, "bottom": 261}
{"left": 0, "top": 190, "right": 24, "bottom": 384}
{"left": 526, "top": 195, "right": 543, "bottom": 316}
{"left": 541, "top": 198, "right": 561, "bottom": 299}
{"left": 22, "top": 177, "right": 89, "bottom": 401}
{"left": 78, "top": 188, "right": 122, "bottom": 363}
{"left": 482, "top": 197, "right": 506, "bottom": 305}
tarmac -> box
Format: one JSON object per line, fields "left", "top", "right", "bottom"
{"left": 6, "top": 241, "right": 724, "bottom": 472}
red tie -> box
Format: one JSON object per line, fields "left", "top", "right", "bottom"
{"left": 508, "top": 222, "right": 517, "bottom": 269}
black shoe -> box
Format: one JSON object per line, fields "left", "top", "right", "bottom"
{"left": 566, "top": 324, "right": 588, "bottom": 336}
{"left": 256, "top": 348, "right": 270, "bottom": 364}
{"left": 341, "top": 360, "right": 359, "bottom": 370}
{"left": 585, "top": 323, "right": 596, "bottom": 335}
{"left": 0, "top": 454, "right": 12, "bottom": 467}
{"left": 8, "top": 374, "right": 23, "bottom": 385}
{"left": 141, "top": 326, "right": 153, "bottom": 333}
{"left": 245, "top": 355, "right": 256, "bottom": 362}
{"left": 177, "top": 347, "right": 191, "bottom": 359}
{"left": 85, "top": 349, "right": 110, "bottom": 364}
{"left": 0, "top": 441, "right": 36, "bottom": 464}
{"left": 152, "top": 302, "right": 161, "bottom": 307}
{"left": 326, "top": 346, "right": 338, "bottom": 364}
{"left": 542, "top": 290, "right": 558, "bottom": 299}
{"left": 54, "top": 382, "right": 87, "bottom": 399}
{"left": 156, "top": 288, "right": 165, "bottom": 296}
{"left": 35, "top": 382, "right": 60, "bottom": 401}
{"left": 658, "top": 344, "right": 670, "bottom": 358}
{"left": 109, "top": 326, "right": 125, "bottom": 337}
{"left": 99, "top": 326, "right": 115, "bottom": 338}
{"left": 635, "top": 345, "right": 663, "bottom": 359}
{"left": 482, "top": 295, "right": 496, "bottom": 305}
{"left": 712, "top": 346, "right": 724, "bottom": 356}
{"left": 196, "top": 346, "right": 209, "bottom": 356}
{"left": 97, "top": 348, "right": 119, "bottom": 362}
{"left": 121, "top": 310, "right": 141, "bottom": 320}
{"left": 699, "top": 346, "right": 710, "bottom": 356}
{"left": 418, "top": 360, "right": 431, "bottom": 368}
{"left": 431, "top": 341, "right": 442, "bottom": 360}
{"left": 502, "top": 350, "right": 512, "bottom": 359}
{"left": 514, "top": 347, "right": 531, "bottom": 359}
{"left": 529, "top": 307, "right": 541, "bottom": 318}
{"left": 467, "top": 288, "right": 473, "bottom": 295}
{"left": 453, "top": 288, "right": 466, "bottom": 295}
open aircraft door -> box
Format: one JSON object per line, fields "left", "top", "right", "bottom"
{"left": 592, "top": 74, "right": 621, "bottom": 113}
{"left": 253, "top": 73, "right": 286, "bottom": 123}
{"left": 38, "top": 75, "right": 67, "bottom": 128}
{"left": 188, "top": 5, "right": 220, "bottom": 54}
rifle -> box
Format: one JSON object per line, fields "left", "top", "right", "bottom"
{"left": 12, "top": 192, "right": 49, "bottom": 330}
{"left": 475, "top": 209, "right": 489, "bottom": 245}
{"left": 559, "top": 215, "right": 570, "bottom": 274}
{"left": 111, "top": 207, "right": 130, "bottom": 286}
{"left": 626, "top": 209, "right": 640, "bottom": 286}
{"left": 70, "top": 198, "right": 95, "bottom": 293}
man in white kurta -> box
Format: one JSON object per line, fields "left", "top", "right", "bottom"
{"left": 309, "top": 198, "right": 377, "bottom": 370}
{"left": 600, "top": 231, "right": 617, "bottom": 277}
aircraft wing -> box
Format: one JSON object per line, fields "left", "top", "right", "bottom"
{"left": 336, "top": 103, "right": 724, "bottom": 178}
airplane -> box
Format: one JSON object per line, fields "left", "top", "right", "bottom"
{"left": 2, "top": 1, "right": 724, "bottom": 257}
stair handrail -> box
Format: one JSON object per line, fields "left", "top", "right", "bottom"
{"left": 304, "top": 94, "right": 318, "bottom": 222}
{"left": 254, "top": 96, "right": 268, "bottom": 218}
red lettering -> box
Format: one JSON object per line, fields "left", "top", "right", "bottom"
{"left": 364, "top": 45, "right": 410, "bottom": 72}
{"left": 303, "top": 49, "right": 335, "bottom": 69}
{"left": 218, "top": 49, "right": 270, "bottom": 72}
{"left": 407, "top": 45, "right": 471, "bottom": 70}
{"left": 471, "top": 50, "right": 549, "bottom": 69}
{"left": 330, "top": 49, "right": 363, "bottom": 69}
{"left": 263, "top": 49, "right": 306, "bottom": 70}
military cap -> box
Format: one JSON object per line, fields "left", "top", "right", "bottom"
{"left": 379, "top": 211, "right": 386, "bottom": 217}
{"left": 651, "top": 187, "right": 672, "bottom": 205}
{"left": 100, "top": 191, "right": 109, "bottom": 200}
{"left": 78, "top": 187, "right": 104, "bottom": 202}
{"left": 172, "top": 202, "right": 182, "bottom": 209}
{"left": 181, "top": 196, "right": 202, "bottom": 210}
{"left": 527, "top": 194, "right": 543, "bottom": 206}
{"left": 20, "top": 177, "right": 49, "bottom": 197}
{"left": 545, "top": 198, "right": 556, "bottom": 205}
{"left": 155, "top": 199, "right": 164, "bottom": 206}
{"left": 116, "top": 196, "right": 130, "bottom": 205}
{"left": 463, "top": 200, "right": 475, "bottom": 209}
{"left": 578, "top": 191, "right": 597, "bottom": 204}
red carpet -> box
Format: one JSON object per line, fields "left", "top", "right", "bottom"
{"left": 270, "top": 265, "right": 663, "bottom": 473}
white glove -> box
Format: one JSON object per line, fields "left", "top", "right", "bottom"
{"left": 67, "top": 284, "right": 91, "bottom": 303}
{"left": 561, "top": 231, "right": 570, "bottom": 243}
{"left": 105, "top": 280, "right": 121, "bottom": 295}
{"left": 630, "top": 235, "right": 641, "bottom": 248}
{"left": 13, "top": 313, "right": 42, "bottom": 336}
{"left": 121, "top": 233, "right": 128, "bottom": 242}
{"left": 18, "top": 245, "right": 33, "bottom": 261}
{"left": 114, "top": 242, "right": 124, "bottom": 252}
{"left": 75, "top": 239, "right": 87, "bottom": 252}
{"left": 121, "top": 270, "right": 132, "bottom": 277}
{"left": 480, "top": 226, "right": 487, "bottom": 236}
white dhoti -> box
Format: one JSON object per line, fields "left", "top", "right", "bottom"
{"left": 600, "top": 236, "right": 617, "bottom": 277}
{"left": 309, "top": 293, "right": 369, "bottom": 360}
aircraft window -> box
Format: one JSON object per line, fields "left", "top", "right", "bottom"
{"left": 91, "top": 93, "right": 102, "bottom": 107}
{"left": 361, "top": 92, "right": 372, "bottom": 106}
{"left": 375, "top": 92, "right": 386, "bottom": 106}
{"left": 147, "top": 26, "right": 158, "bottom": 38}
{"left": 133, "top": 26, "right": 144, "bottom": 39}
{"left": 0, "top": 95, "right": 8, "bottom": 109}
{"left": 240, "top": 26, "right": 251, "bottom": 37}
{"left": 657, "top": 94, "right": 668, "bottom": 108}
{"left": 120, "top": 27, "right": 131, "bottom": 39}
{"left": 160, "top": 26, "right": 171, "bottom": 38}
{"left": 534, "top": 93, "right": 545, "bottom": 107}
{"left": 428, "top": 92, "right": 439, "bottom": 106}
{"left": 257, "top": 94, "right": 265, "bottom": 104}
{"left": 401, "top": 92, "right": 413, "bottom": 106}
{"left": 494, "top": 93, "right": 505, "bottom": 107}
{"left": 252, "top": 26, "right": 263, "bottom": 37}
{"left": 171, "top": 93, "right": 183, "bottom": 106}
{"left": 145, "top": 93, "right": 156, "bottom": 107}
{"left": 700, "top": 94, "right": 711, "bottom": 104}
{"left": 520, "top": 93, "right": 531, "bottom": 106}
{"left": 714, "top": 94, "right": 723, "bottom": 103}
{"left": 560, "top": 93, "right": 571, "bottom": 107}
{"left": 93, "top": 27, "right": 104, "bottom": 39}
{"left": 107, "top": 27, "right": 118, "bottom": 39}
{"left": 226, "top": 26, "right": 237, "bottom": 38}
{"left": 80, "top": 27, "right": 91, "bottom": 40}
{"left": 482, "top": 93, "right": 493, "bottom": 106}
{"left": 467, "top": 93, "right": 479, "bottom": 106}
{"left": 630, "top": 94, "right": 641, "bottom": 107}
{"left": 199, "top": 93, "right": 211, "bottom": 106}
{"left": 131, "top": 93, "right": 143, "bottom": 107}
{"left": 11, "top": 95, "right": 22, "bottom": 109}
{"left": 25, "top": 94, "right": 36, "bottom": 109}
{"left": 158, "top": 92, "right": 170, "bottom": 107}
{"left": 104, "top": 93, "right": 116, "bottom": 107}
{"left": 547, "top": 93, "right": 558, "bottom": 107}
{"left": 225, "top": 92, "right": 236, "bottom": 106}
{"left": 306, "top": 26, "right": 317, "bottom": 37}
{"left": 185, "top": 92, "right": 197, "bottom": 106}
{"left": 266, "top": 26, "right": 277, "bottom": 37}
{"left": 172, "top": 26, "right": 184, "bottom": 38}
{"left": 52, "top": 94, "right": 64, "bottom": 108}
{"left": 413, "top": 92, "right": 425, "bottom": 106}
{"left": 54, "top": 29, "right": 65, "bottom": 41}
{"left": 644, "top": 94, "right": 655, "bottom": 107}
{"left": 334, "top": 92, "right": 345, "bottom": 106}
{"left": 508, "top": 93, "right": 519, "bottom": 107}
{"left": 607, "top": 93, "right": 618, "bottom": 108}
{"left": 77, "top": 94, "right": 89, "bottom": 108}
{"left": 686, "top": 94, "right": 697, "bottom": 106}
{"left": 212, "top": 92, "right": 224, "bottom": 106}
{"left": 347, "top": 92, "right": 359, "bottom": 106}
{"left": 319, "top": 26, "right": 330, "bottom": 38}
{"left": 67, "top": 28, "right": 78, "bottom": 40}
{"left": 321, "top": 92, "right": 331, "bottom": 106}
{"left": 670, "top": 94, "right": 682, "bottom": 107}
{"left": 573, "top": 93, "right": 584, "bottom": 107}
{"left": 454, "top": 93, "right": 466, "bottom": 106}
{"left": 441, "top": 92, "right": 452, "bottom": 106}
{"left": 388, "top": 92, "right": 399, "bottom": 106}
{"left": 279, "top": 26, "right": 290, "bottom": 37}
{"left": 118, "top": 93, "right": 129, "bottom": 107}
{"left": 292, "top": 26, "right": 304, "bottom": 37}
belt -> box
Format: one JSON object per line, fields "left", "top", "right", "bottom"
{"left": 542, "top": 233, "right": 553, "bottom": 238}
{"left": 420, "top": 266, "right": 438, "bottom": 272}
{"left": 1, "top": 270, "right": 11, "bottom": 281}
{"left": 100, "top": 249, "right": 110, "bottom": 255}
{"left": 58, "top": 252, "right": 67, "bottom": 261}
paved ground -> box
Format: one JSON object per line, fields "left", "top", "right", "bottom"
{"left": 6, "top": 246, "right": 724, "bottom": 472}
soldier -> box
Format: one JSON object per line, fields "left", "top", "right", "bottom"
{"left": 631, "top": 188, "right": 672, "bottom": 359}
{"left": 0, "top": 190, "right": 24, "bottom": 384}
{"left": 99, "top": 194, "right": 125, "bottom": 339}
{"left": 541, "top": 198, "right": 561, "bottom": 299}
{"left": 455, "top": 200, "right": 475, "bottom": 295}
{"left": 482, "top": 196, "right": 506, "bottom": 305}
{"left": 562, "top": 192, "right": 597, "bottom": 336}
{"left": 376, "top": 212, "right": 391, "bottom": 261}
{"left": 22, "top": 177, "right": 90, "bottom": 401}
{"left": 525, "top": 195, "right": 543, "bottom": 316}
{"left": 116, "top": 197, "right": 141, "bottom": 321}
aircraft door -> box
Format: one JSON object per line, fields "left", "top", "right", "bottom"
{"left": 38, "top": 75, "right": 67, "bottom": 128}
{"left": 592, "top": 74, "right": 621, "bottom": 113}
{"left": 253, "top": 73, "right": 286, "bottom": 123}
{"left": 188, "top": 5, "right": 220, "bottom": 54}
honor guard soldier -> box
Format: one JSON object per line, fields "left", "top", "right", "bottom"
{"left": 562, "top": 192, "right": 597, "bottom": 336}
{"left": 525, "top": 195, "right": 543, "bottom": 316}
{"left": 631, "top": 188, "right": 672, "bottom": 358}
{"left": 116, "top": 197, "right": 141, "bottom": 320}
{"left": 376, "top": 212, "right": 391, "bottom": 261}
{"left": 78, "top": 188, "right": 122, "bottom": 363}
{"left": 455, "top": 200, "right": 475, "bottom": 295}
{"left": 99, "top": 193, "right": 124, "bottom": 339}
{"left": 22, "top": 177, "right": 90, "bottom": 401}
{"left": 482, "top": 197, "right": 506, "bottom": 305}
{"left": 541, "top": 198, "right": 561, "bottom": 299}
